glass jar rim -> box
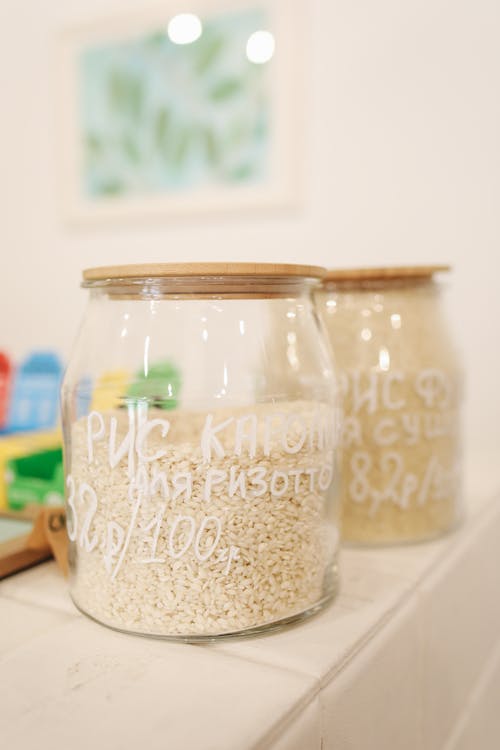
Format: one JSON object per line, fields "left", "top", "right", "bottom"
{"left": 82, "top": 263, "right": 327, "bottom": 298}
{"left": 82, "top": 262, "right": 326, "bottom": 284}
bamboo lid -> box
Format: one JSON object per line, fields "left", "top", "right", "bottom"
{"left": 323, "top": 265, "right": 451, "bottom": 282}
{"left": 83, "top": 262, "right": 326, "bottom": 282}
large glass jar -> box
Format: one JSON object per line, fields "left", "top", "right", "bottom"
{"left": 62, "top": 263, "right": 340, "bottom": 640}
{"left": 315, "top": 265, "right": 462, "bottom": 545}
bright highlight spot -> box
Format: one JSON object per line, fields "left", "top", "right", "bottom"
{"left": 246, "top": 30, "right": 275, "bottom": 64}
{"left": 287, "top": 332, "right": 299, "bottom": 370}
{"left": 143, "top": 335, "right": 150, "bottom": 376}
{"left": 167, "top": 13, "right": 202, "bottom": 45}
{"left": 378, "top": 347, "right": 390, "bottom": 371}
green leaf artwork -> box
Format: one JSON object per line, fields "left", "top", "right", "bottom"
{"left": 79, "top": 7, "right": 271, "bottom": 198}
{"left": 209, "top": 78, "right": 243, "bottom": 101}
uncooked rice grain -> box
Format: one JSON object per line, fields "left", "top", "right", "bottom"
{"left": 316, "top": 279, "right": 462, "bottom": 544}
{"left": 67, "top": 401, "right": 339, "bottom": 636}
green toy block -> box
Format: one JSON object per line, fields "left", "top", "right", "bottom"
{"left": 5, "top": 447, "right": 64, "bottom": 511}
{"left": 126, "top": 359, "right": 182, "bottom": 410}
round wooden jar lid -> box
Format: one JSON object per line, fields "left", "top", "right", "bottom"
{"left": 83, "top": 262, "right": 327, "bottom": 282}
{"left": 322, "top": 265, "right": 451, "bottom": 283}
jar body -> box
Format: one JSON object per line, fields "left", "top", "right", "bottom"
{"left": 62, "top": 279, "right": 340, "bottom": 639}
{"left": 316, "top": 278, "right": 462, "bottom": 545}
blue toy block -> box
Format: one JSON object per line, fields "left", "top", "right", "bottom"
{"left": 8, "top": 352, "right": 63, "bottom": 432}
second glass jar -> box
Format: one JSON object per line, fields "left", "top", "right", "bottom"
{"left": 315, "top": 265, "right": 463, "bottom": 545}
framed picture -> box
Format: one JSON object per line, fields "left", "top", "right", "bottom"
{"left": 58, "top": 0, "right": 303, "bottom": 222}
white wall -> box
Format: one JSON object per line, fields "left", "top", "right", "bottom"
{"left": 0, "top": 0, "right": 499, "bottom": 460}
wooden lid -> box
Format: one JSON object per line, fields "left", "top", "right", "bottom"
{"left": 83, "top": 262, "right": 326, "bottom": 282}
{"left": 323, "top": 265, "right": 451, "bottom": 282}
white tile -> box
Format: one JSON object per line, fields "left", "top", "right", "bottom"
{"left": 464, "top": 452, "right": 500, "bottom": 505}
{"left": 420, "top": 497, "right": 500, "bottom": 750}
{"left": 0, "top": 561, "right": 76, "bottom": 615}
{"left": 263, "top": 697, "right": 321, "bottom": 750}
{"left": 0, "top": 479, "right": 498, "bottom": 750}
{"left": 0, "top": 616, "right": 316, "bottom": 750}
{"left": 216, "top": 492, "right": 500, "bottom": 685}
{"left": 0, "top": 596, "right": 74, "bottom": 658}
{"left": 445, "top": 636, "right": 500, "bottom": 750}
{"left": 215, "top": 545, "right": 431, "bottom": 681}
{"left": 340, "top": 540, "right": 445, "bottom": 583}
{"left": 320, "top": 597, "right": 422, "bottom": 750}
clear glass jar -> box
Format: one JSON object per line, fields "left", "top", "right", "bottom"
{"left": 62, "top": 263, "right": 340, "bottom": 640}
{"left": 315, "top": 265, "right": 463, "bottom": 545}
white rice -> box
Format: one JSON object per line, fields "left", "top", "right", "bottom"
{"left": 316, "top": 280, "right": 462, "bottom": 544}
{"left": 66, "top": 401, "right": 339, "bottom": 637}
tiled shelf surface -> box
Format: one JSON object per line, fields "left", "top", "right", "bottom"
{"left": 1, "top": 454, "right": 499, "bottom": 750}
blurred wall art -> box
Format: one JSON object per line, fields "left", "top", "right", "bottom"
{"left": 59, "top": 0, "right": 301, "bottom": 222}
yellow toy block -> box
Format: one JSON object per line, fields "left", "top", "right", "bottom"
{"left": 90, "top": 369, "right": 129, "bottom": 411}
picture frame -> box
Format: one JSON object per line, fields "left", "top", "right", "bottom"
{"left": 58, "top": 0, "right": 304, "bottom": 223}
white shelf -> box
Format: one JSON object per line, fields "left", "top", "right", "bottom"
{"left": 1, "top": 455, "right": 499, "bottom": 750}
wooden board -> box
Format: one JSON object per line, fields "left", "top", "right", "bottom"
{"left": 0, "top": 513, "right": 51, "bottom": 579}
